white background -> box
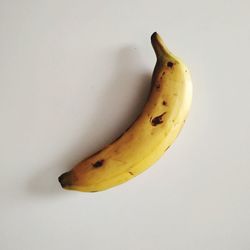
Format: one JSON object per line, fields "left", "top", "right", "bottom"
{"left": 0, "top": 0, "right": 250, "bottom": 249}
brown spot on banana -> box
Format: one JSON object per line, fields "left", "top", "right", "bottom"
{"left": 92, "top": 159, "right": 105, "bottom": 168}
{"left": 167, "top": 62, "right": 174, "bottom": 68}
{"left": 156, "top": 83, "right": 160, "bottom": 89}
{"left": 151, "top": 112, "right": 166, "bottom": 126}
{"left": 160, "top": 71, "right": 165, "bottom": 80}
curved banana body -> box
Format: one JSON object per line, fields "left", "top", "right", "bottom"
{"left": 58, "top": 32, "right": 192, "bottom": 192}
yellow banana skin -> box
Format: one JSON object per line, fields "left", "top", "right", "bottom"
{"left": 58, "top": 32, "right": 192, "bottom": 192}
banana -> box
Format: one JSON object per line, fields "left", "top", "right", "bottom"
{"left": 58, "top": 32, "right": 192, "bottom": 192}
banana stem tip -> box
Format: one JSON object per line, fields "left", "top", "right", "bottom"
{"left": 151, "top": 32, "right": 171, "bottom": 59}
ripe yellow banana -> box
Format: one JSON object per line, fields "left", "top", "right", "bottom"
{"left": 58, "top": 32, "right": 192, "bottom": 192}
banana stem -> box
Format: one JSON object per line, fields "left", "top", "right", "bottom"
{"left": 151, "top": 32, "right": 172, "bottom": 60}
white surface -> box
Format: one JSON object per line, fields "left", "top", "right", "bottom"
{"left": 0, "top": 0, "right": 250, "bottom": 249}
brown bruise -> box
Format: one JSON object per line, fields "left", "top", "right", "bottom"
{"left": 156, "top": 83, "right": 160, "bottom": 89}
{"left": 92, "top": 159, "right": 105, "bottom": 168}
{"left": 151, "top": 112, "right": 166, "bottom": 126}
{"left": 160, "top": 71, "right": 166, "bottom": 80}
{"left": 158, "top": 70, "right": 167, "bottom": 84}
{"left": 128, "top": 171, "right": 134, "bottom": 176}
{"left": 162, "top": 100, "right": 167, "bottom": 106}
{"left": 167, "top": 62, "right": 174, "bottom": 68}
